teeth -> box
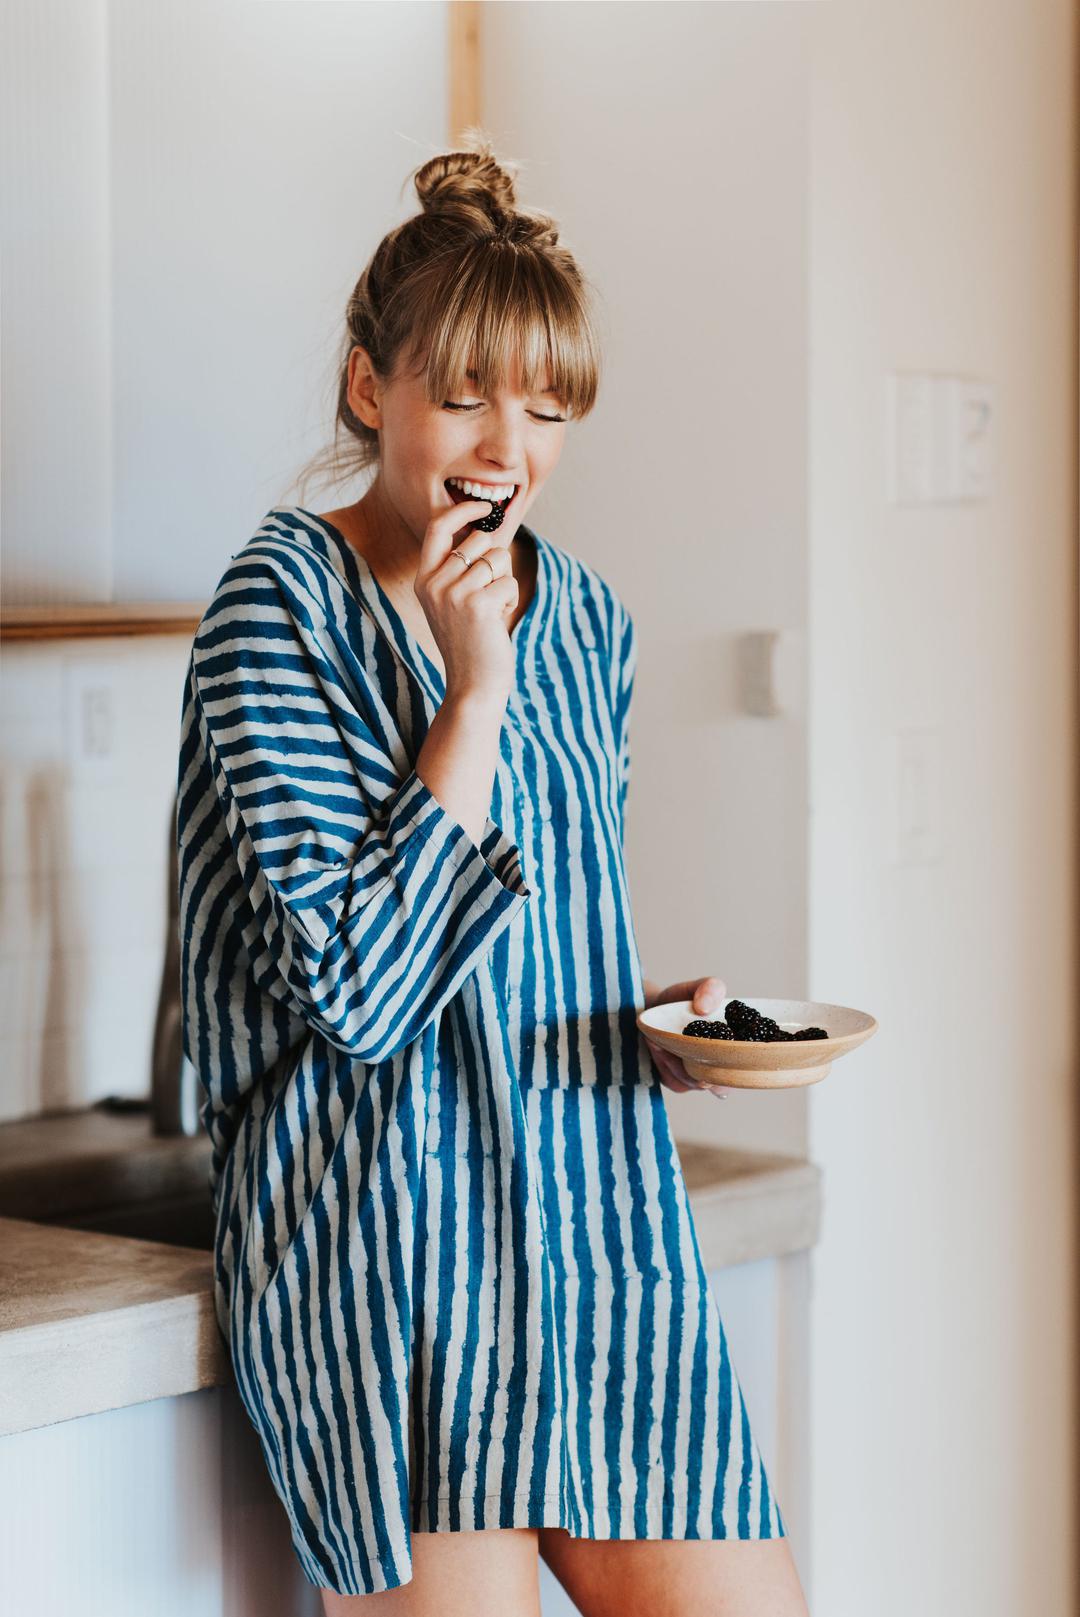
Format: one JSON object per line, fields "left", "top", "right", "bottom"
{"left": 447, "top": 477, "right": 516, "bottom": 502}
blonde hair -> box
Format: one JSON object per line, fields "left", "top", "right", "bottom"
{"left": 285, "top": 130, "right": 603, "bottom": 506}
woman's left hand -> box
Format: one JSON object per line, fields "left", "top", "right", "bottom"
{"left": 641, "top": 976, "right": 740, "bottom": 1100}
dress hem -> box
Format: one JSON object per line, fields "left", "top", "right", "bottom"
{"left": 409, "top": 1487, "right": 786, "bottom": 1539}
{"left": 305, "top": 1493, "right": 787, "bottom": 1597}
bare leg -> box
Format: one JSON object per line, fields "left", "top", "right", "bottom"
{"left": 318, "top": 1527, "right": 542, "bottom": 1617}
{"left": 538, "top": 1527, "right": 810, "bottom": 1617}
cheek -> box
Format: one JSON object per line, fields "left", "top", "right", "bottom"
{"left": 534, "top": 435, "right": 565, "bottom": 481}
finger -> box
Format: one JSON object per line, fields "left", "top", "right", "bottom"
{"left": 653, "top": 979, "right": 703, "bottom": 1006}
{"left": 654, "top": 977, "right": 728, "bottom": 1012}
{"left": 644, "top": 1041, "right": 696, "bottom": 1093}
{"left": 677, "top": 1069, "right": 730, "bottom": 1099}
{"left": 420, "top": 496, "right": 496, "bottom": 574}
{"left": 647, "top": 1039, "right": 715, "bottom": 1096}
{"left": 692, "top": 1081, "right": 730, "bottom": 1101}
{"left": 445, "top": 541, "right": 514, "bottom": 593}
{"left": 649, "top": 1041, "right": 730, "bottom": 1101}
{"left": 656, "top": 1058, "right": 695, "bottom": 1092}
{"left": 689, "top": 976, "right": 728, "bottom": 1015}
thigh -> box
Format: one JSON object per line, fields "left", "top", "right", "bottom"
{"left": 319, "top": 1527, "right": 543, "bottom": 1617}
{"left": 537, "top": 1527, "right": 809, "bottom": 1617}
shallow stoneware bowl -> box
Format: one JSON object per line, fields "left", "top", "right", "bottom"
{"left": 636, "top": 997, "right": 878, "bottom": 1090}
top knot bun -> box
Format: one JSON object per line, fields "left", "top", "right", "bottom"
{"left": 412, "top": 130, "right": 518, "bottom": 222}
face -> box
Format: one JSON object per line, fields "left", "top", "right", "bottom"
{"left": 346, "top": 344, "right": 567, "bottom": 555}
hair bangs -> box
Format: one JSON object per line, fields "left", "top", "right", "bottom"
{"left": 405, "top": 250, "right": 599, "bottom": 419}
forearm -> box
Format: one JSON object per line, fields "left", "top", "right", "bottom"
{"left": 642, "top": 975, "right": 661, "bottom": 1010}
{"left": 417, "top": 689, "right": 507, "bottom": 847}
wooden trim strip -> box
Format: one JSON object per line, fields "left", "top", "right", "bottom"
{"left": 448, "top": 0, "right": 482, "bottom": 143}
{"left": 1, "top": 603, "right": 207, "bottom": 642}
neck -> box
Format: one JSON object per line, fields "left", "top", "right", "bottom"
{"left": 354, "top": 481, "right": 422, "bottom": 586}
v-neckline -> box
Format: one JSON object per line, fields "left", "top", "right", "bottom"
{"left": 284, "top": 506, "right": 547, "bottom": 709}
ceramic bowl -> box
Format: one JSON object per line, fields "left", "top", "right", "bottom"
{"left": 636, "top": 997, "right": 878, "bottom": 1090}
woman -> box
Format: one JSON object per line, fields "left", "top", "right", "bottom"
{"left": 177, "top": 136, "right": 809, "bottom": 1615}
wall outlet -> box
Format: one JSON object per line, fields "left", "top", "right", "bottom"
{"left": 737, "top": 629, "right": 807, "bottom": 718}
{"left": 64, "top": 660, "right": 123, "bottom": 781}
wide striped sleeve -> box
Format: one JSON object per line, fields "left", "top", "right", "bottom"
{"left": 611, "top": 600, "right": 638, "bottom": 830}
{"left": 189, "top": 552, "right": 532, "bottom": 1064}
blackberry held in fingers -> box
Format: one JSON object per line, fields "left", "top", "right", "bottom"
{"left": 469, "top": 494, "right": 513, "bottom": 533}
{"left": 444, "top": 478, "right": 517, "bottom": 533}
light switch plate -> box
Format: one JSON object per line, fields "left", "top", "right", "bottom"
{"left": 886, "top": 373, "right": 994, "bottom": 504}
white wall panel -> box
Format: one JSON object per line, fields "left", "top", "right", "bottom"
{"left": 1, "top": 0, "right": 450, "bottom": 604}
{"left": 0, "top": 0, "right": 113, "bottom": 603}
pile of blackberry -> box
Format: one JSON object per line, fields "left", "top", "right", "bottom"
{"left": 683, "top": 998, "right": 829, "bottom": 1043}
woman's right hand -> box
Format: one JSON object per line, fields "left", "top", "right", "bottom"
{"left": 415, "top": 497, "right": 520, "bottom": 704}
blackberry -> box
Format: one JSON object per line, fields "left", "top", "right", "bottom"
{"left": 757, "top": 1023, "right": 830, "bottom": 1043}
{"left": 724, "top": 999, "right": 783, "bottom": 1041}
{"left": 682, "top": 1018, "right": 736, "bottom": 1040}
{"left": 468, "top": 488, "right": 514, "bottom": 533}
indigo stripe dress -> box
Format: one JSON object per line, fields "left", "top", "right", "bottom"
{"left": 176, "top": 505, "right": 786, "bottom": 1596}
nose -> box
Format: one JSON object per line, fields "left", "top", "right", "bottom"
{"left": 474, "top": 413, "right": 525, "bottom": 480}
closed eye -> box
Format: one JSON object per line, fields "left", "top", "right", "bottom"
{"left": 443, "top": 402, "right": 566, "bottom": 423}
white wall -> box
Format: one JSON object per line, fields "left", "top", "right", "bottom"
{"left": 484, "top": 1, "right": 815, "bottom": 1164}
{"left": 0, "top": 0, "right": 113, "bottom": 602}
{"left": 806, "top": 3, "right": 1077, "bottom": 1613}
{"left": 0, "top": 635, "right": 191, "bottom": 1120}
{"left": 0, "top": 0, "right": 448, "bottom": 606}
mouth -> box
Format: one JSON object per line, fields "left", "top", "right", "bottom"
{"left": 444, "top": 479, "right": 521, "bottom": 535}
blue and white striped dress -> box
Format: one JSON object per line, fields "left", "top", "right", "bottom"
{"left": 177, "top": 505, "right": 786, "bottom": 1596}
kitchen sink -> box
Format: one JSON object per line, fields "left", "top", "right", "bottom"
{"left": 0, "top": 1102, "right": 215, "bottom": 1251}
{"left": 47, "top": 1190, "right": 215, "bottom": 1249}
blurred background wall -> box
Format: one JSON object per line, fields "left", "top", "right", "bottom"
{"left": 805, "top": 2, "right": 1077, "bottom": 1612}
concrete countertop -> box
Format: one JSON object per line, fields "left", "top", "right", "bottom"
{"left": 0, "top": 1216, "right": 228, "bottom": 1438}
{"left": 0, "top": 1107, "right": 822, "bottom": 1439}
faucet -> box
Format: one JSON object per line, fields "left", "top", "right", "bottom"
{"left": 150, "top": 792, "right": 200, "bottom": 1136}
